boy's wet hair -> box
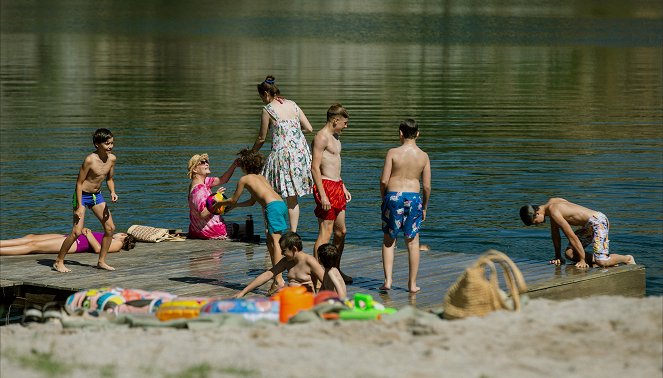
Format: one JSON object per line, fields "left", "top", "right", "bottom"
{"left": 317, "top": 243, "right": 340, "bottom": 269}
{"left": 399, "top": 119, "right": 418, "bottom": 139}
{"left": 257, "top": 75, "right": 280, "bottom": 97}
{"left": 93, "top": 128, "right": 113, "bottom": 146}
{"left": 237, "top": 148, "right": 265, "bottom": 174}
{"left": 121, "top": 234, "right": 137, "bottom": 251}
{"left": 519, "top": 205, "right": 539, "bottom": 226}
{"left": 326, "top": 103, "right": 349, "bottom": 121}
{"left": 279, "top": 231, "right": 303, "bottom": 251}
{"left": 187, "top": 153, "right": 210, "bottom": 179}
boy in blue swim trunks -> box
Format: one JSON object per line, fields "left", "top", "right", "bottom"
{"left": 217, "top": 148, "right": 290, "bottom": 291}
{"left": 379, "top": 119, "right": 431, "bottom": 293}
{"left": 520, "top": 198, "right": 636, "bottom": 268}
{"left": 54, "top": 128, "right": 120, "bottom": 273}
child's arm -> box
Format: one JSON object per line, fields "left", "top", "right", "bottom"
{"left": 421, "top": 153, "right": 431, "bottom": 221}
{"left": 74, "top": 158, "right": 93, "bottom": 216}
{"left": 251, "top": 110, "right": 270, "bottom": 152}
{"left": 379, "top": 150, "right": 393, "bottom": 199}
{"left": 210, "top": 159, "right": 238, "bottom": 187}
{"left": 311, "top": 134, "right": 330, "bottom": 209}
{"left": 329, "top": 269, "right": 347, "bottom": 299}
{"left": 106, "top": 157, "right": 118, "bottom": 202}
{"left": 551, "top": 210, "right": 588, "bottom": 268}
{"left": 307, "top": 256, "right": 326, "bottom": 289}
{"left": 217, "top": 178, "right": 247, "bottom": 212}
{"left": 234, "top": 259, "right": 288, "bottom": 298}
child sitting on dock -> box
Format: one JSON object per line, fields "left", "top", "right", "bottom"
{"left": 54, "top": 128, "right": 120, "bottom": 273}
{"left": 234, "top": 231, "right": 325, "bottom": 297}
{"left": 379, "top": 119, "right": 431, "bottom": 293}
{"left": 520, "top": 198, "right": 636, "bottom": 268}
{"left": 218, "top": 148, "right": 290, "bottom": 292}
{"left": 317, "top": 243, "right": 347, "bottom": 298}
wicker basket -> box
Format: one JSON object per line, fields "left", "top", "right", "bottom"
{"left": 443, "top": 249, "right": 527, "bottom": 320}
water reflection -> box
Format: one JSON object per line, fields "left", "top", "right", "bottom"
{"left": 1, "top": 1, "right": 661, "bottom": 294}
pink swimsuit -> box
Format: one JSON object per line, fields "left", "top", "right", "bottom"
{"left": 73, "top": 232, "right": 104, "bottom": 253}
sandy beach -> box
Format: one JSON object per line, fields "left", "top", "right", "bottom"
{"left": 1, "top": 295, "right": 661, "bottom": 378}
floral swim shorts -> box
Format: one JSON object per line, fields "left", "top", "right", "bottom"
{"left": 567, "top": 212, "right": 610, "bottom": 261}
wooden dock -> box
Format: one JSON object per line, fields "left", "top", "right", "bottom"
{"left": 0, "top": 238, "right": 645, "bottom": 315}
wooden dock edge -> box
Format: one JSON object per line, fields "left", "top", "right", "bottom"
{"left": 525, "top": 264, "right": 646, "bottom": 300}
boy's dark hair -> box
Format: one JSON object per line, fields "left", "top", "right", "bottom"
{"left": 519, "top": 205, "right": 539, "bottom": 226}
{"left": 399, "top": 119, "right": 418, "bottom": 139}
{"left": 122, "top": 235, "right": 137, "bottom": 251}
{"left": 93, "top": 128, "right": 114, "bottom": 146}
{"left": 317, "top": 243, "right": 340, "bottom": 269}
{"left": 279, "top": 231, "right": 303, "bottom": 251}
{"left": 237, "top": 148, "right": 266, "bottom": 174}
{"left": 326, "top": 103, "right": 349, "bottom": 122}
{"left": 257, "top": 75, "right": 280, "bottom": 97}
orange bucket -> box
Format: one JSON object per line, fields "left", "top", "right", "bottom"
{"left": 275, "top": 286, "right": 314, "bottom": 323}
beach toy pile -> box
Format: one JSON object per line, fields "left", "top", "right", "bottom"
{"left": 61, "top": 287, "right": 396, "bottom": 325}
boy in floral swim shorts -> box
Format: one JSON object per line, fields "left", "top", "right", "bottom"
{"left": 379, "top": 119, "right": 431, "bottom": 293}
{"left": 312, "top": 104, "right": 353, "bottom": 283}
{"left": 520, "top": 198, "right": 636, "bottom": 268}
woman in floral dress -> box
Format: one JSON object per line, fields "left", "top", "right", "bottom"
{"left": 252, "top": 75, "right": 314, "bottom": 232}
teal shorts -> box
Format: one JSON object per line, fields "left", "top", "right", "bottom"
{"left": 264, "top": 200, "right": 289, "bottom": 234}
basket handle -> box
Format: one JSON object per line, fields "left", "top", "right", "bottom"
{"left": 476, "top": 250, "right": 528, "bottom": 311}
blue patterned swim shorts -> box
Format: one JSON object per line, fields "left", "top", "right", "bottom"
{"left": 381, "top": 191, "right": 423, "bottom": 239}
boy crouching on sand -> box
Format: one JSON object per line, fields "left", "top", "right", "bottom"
{"left": 218, "top": 148, "right": 290, "bottom": 292}
{"left": 379, "top": 119, "right": 431, "bottom": 293}
{"left": 520, "top": 198, "right": 635, "bottom": 268}
{"left": 234, "top": 231, "right": 325, "bottom": 297}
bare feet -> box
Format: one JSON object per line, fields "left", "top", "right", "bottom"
{"left": 53, "top": 262, "right": 71, "bottom": 273}
{"left": 96, "top": 262, "right": 115, "bottom": 271}
{"left": 267, "top": 281, "right": 285, "bottom": 296}
{"left": 379, "top": 280, "right": 391, "bottom": 291}
{"left": 626, "top": 255, "right": 636, "bottom": 265}
{"left": 408, "top": 286, "right": 421, "bottom": 293}
{"left": 419, "top": 244, "right": 430, "bottom": 251}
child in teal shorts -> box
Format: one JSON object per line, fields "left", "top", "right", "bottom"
{"left": 216, "top": 148, "right": 290, "bottom": 292}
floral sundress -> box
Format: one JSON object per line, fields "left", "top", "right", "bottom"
{"left": 261, "top": 100, "right": 313, "bottom": 197}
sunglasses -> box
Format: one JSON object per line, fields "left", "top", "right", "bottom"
{"left": 198, "top": 160, "right": 209, "bottom": 165}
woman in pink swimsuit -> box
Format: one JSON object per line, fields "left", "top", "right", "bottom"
{"left": 1, "top": 228, "right": 135, "bottom": 255}
{"left": 187, "top": 153, "right": 238, "bottom": 239}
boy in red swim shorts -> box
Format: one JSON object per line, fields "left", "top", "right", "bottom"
{"left": 311, "top": 104, "right": 353, "bottom": 283}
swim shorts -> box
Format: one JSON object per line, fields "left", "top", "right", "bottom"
{"left": 264, "top": 200, "right": 289, "bottom": 234}
{"left": 566, "top": 212, "right": 610, "bottom": 261}
{"left": 72, "top": 191, "right": 105, "bottom": 209}
{"left": 381, "top": 191, "right": 423, "bottom": 239}
{"left": 313, "top": 179, "right": 347, "bottom": 221}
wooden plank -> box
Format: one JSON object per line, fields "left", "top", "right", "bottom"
{"left": 0, "top": 239, "right": 645, "bottom": 310}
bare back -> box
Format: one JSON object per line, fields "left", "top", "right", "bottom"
{"left": 239, "top": 174, "right": 282, "bottom": 207}
{"left": 383, "top": 144, "right": 429, "bottom": 193}
{"left": 80, "top": 152, "right": 116, "bottom": 193}
{"left": 545, "top": 198, "right": 599, "bottom": 227}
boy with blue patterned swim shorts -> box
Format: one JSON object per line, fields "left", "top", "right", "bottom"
{"left": 217, "top": 148, "right": 290, "bottom": 293}
{"left": 54, "top": 128, "right": 119, "bottom": 273}
{"left": 379, "top": 119, "right": 431, "bottom": 293}
{"left": 520, "top": 198, "right": 636, "bottom": 268}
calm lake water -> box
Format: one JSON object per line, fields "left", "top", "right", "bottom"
{"left": 1, "top": 1, "right": 661, "bottom": 294}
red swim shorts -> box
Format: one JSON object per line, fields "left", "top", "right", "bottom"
{"left": 313, "top": 179, "right": 347, "bottom": 220}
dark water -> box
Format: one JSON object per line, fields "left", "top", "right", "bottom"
{"left": 1, "top": 1, "right": 662, "bottom": 294}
